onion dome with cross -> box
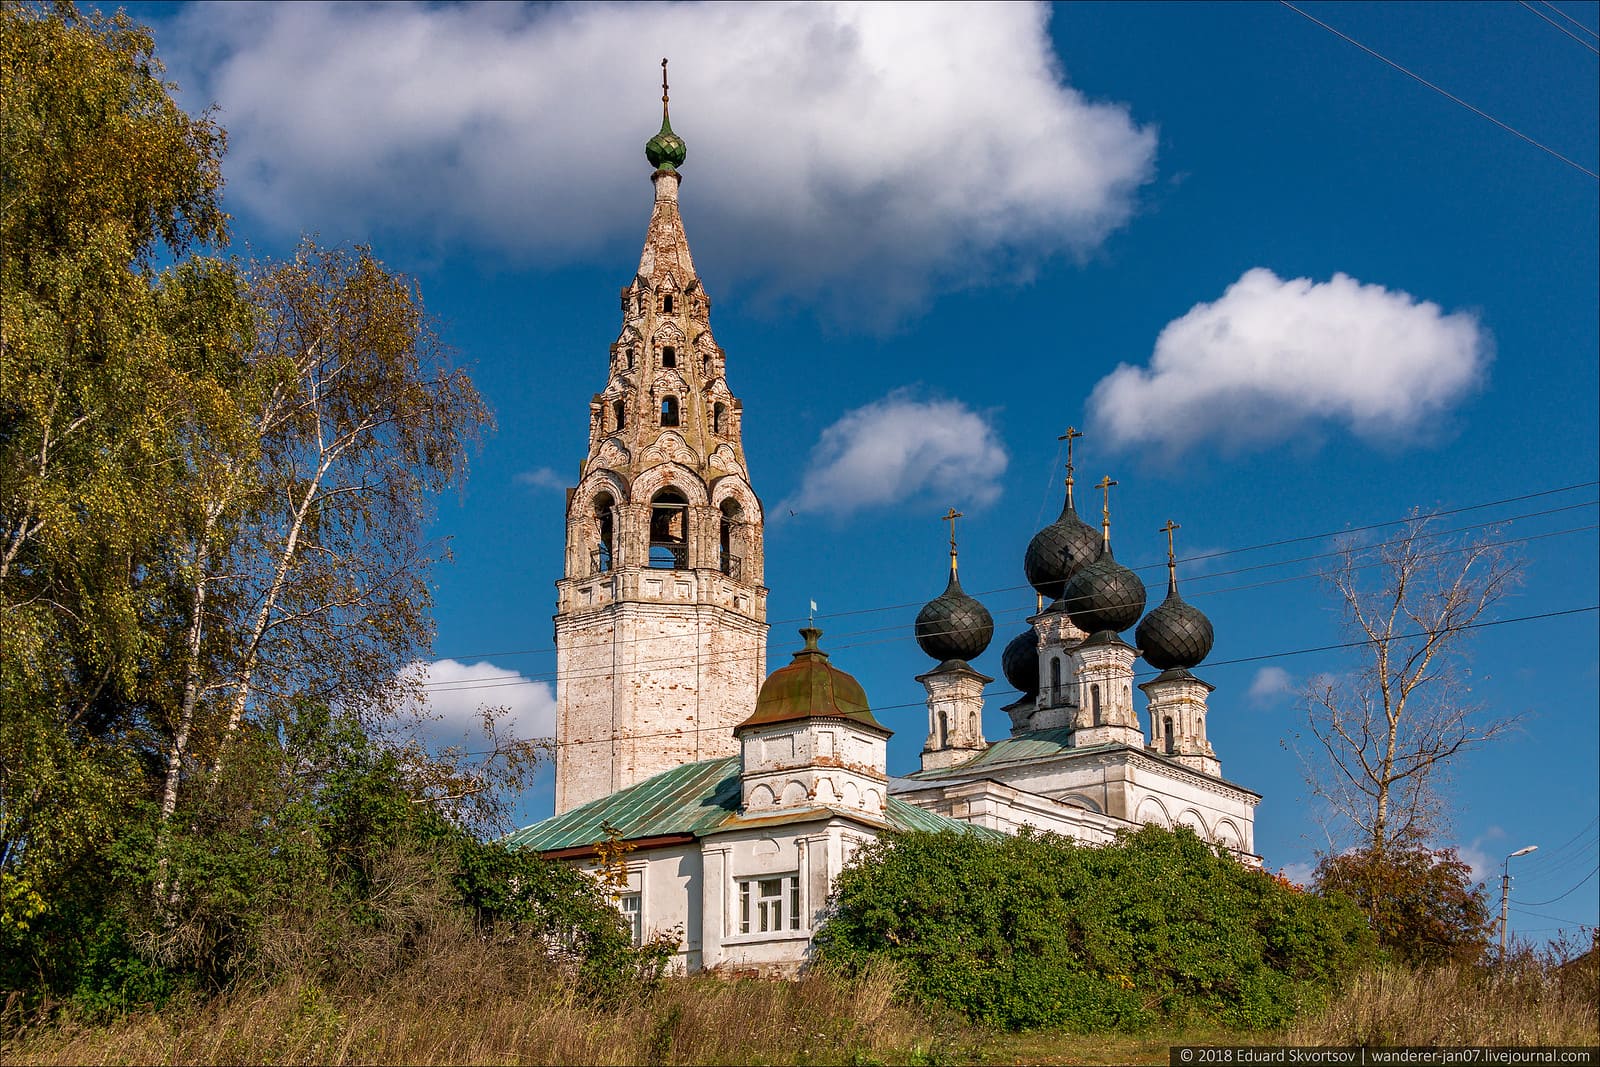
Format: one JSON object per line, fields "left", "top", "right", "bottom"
{"left": 1136, "top": 520, "right": 1215, "bottom": 670}
{"left": 1061, "top": 475, "right": 1148, "bottom": 635}
{"left": 1024, "top": 427, "right": 1101, "bottom": 604}
{"left": 914, "top": 508, "right": 995, "bottom": 668}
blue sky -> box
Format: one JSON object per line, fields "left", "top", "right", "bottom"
{"left": 131, "top": 1, "right": 1597, "bottom": 941}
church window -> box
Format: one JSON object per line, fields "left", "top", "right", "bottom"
{"left": 739, "top": 875, "right": 800, "bottom": 934}
{"left": 612, "top": 399, "right": 625, "bottom": 431}
{"left": 594, "top": 492, "right": 615, "bottom": 573}
{"left": 662, "top": 346, "right": 676, "bottom": 368}
{"left": 660, "top": 396, "right": 680, "bottom": 426}
{"left": 937, "top": 709, "right": 949, "bottom": 747}
{"left": 1164, "top": 716, "right": 1176, "bottom": 755}
{"left": 1091, "top": 684, "right": 1102, "bottom": 725}
{"left": 662, "top": 294, "right": 674, "bottom": 313}
{"left": 627, "top": 347, "right": 636, "bottom": 370}
{"left": 617, "top": 893, "right": 642, "bottom": 946}
{"left": 713, "top": 401, "right": 727, "bottom": 435}
{"left": 1050, "top": 659, "right": 1061, "bottom": 705}
{"left": 649, "top": 488, "right": 688, "bottom": 569}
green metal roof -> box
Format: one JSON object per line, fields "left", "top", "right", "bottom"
{"left": 503, "top": 756, "right": 992, "bottom": 854}
{"left": 902, "top": 727, "right": 1118, "bottom": 780}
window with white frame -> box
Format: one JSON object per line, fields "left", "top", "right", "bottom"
{"left": 617, "top": 893, "right": 642, "bottom": 946}
{"left": 738, "top": 874, "right": 801, "bottom": 934}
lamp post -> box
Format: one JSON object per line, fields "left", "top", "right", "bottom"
{"left": 1499, "top": 845, "right": 1538, "bottom": 958}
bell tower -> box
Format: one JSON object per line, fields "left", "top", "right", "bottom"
{"left": 553, "top": 65, "right": 768, "bottom": 814}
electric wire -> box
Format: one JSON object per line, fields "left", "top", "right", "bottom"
{"left": 1519, "top": 0, "right": 1600, "bottom": 53}
{"left": 1279, "top": 1, "right": 1600, "bottom": 180}
{"left": 1513, "top": 866, "right": 1599, "bottom": 908}
{"left": 1538, "top": 0, "right": 1600, "bottom": 40}
{"left": 424, "top": 480, "right": 1599, "bottom": 672}
{"left": 413, "top": 516, "right": 1598, "bottom": 692}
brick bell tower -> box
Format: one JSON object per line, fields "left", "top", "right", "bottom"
{"left": 553, "top": 64, "right": 768, "bottom": 814}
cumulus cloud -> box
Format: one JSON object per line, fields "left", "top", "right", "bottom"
{"left": 1248, "top": 666, "right": 1295, "bottom": 707}
{"left": 400, "top": 658, "right": 556, "bottom": 753}
{"left": 515, "top": 467, "right": 567, "bottom": 491}
{"left": 1089, "top": 268, "right": 1489, "bottom": 455}
{"left": 783, "top": 389, "right": 1008, "bottom": 518}
{"left": 161, "top": 2, "right": 1155, "bottom": 318}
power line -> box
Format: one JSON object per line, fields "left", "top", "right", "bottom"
{"left": 1514, "top": 866, "right": 1599, "bottom": 908}
{"left": 427, "top": 480, "right": 1599, "bottom": 668}
{"left": 1279, "top": 1, "right": 1600, "bottom": 180}
{"left": 1520, "top": 0, "right": 1600, "bottom": 53}
{"left": 1538, "top": 1, "right": 1600, "bottom": 40}
{"left": 412, "top": 517, "right": 1598, "bottom": 692}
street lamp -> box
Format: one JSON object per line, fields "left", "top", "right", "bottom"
{"left": 1499, "top": 845, "right": 1538, "bottom": 958}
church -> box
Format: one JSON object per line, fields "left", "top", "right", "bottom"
{"left": 504, "top": 84, "right": 1261, "bottom": 976}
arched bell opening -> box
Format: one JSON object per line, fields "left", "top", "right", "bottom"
{"left": 649, "top": 488, "right": 689, "bottom": 569}
{"left": 612, "top": 399, "right": 625, "bottom": 432}
{"left": 591, "top": 492, "right": 616, "bottom": 573}
{"left": 719, "top": 498, "right": 745, "bottom": 579}
{"left": 660, "top": 395, "right": 680, "bottom": 427}
{"left": 1164, "top": 716, "right": 1176, "bottom": 755}
{"left": 713, "top": 401, "right": 727, "bottom": 435}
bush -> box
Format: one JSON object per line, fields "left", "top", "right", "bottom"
{"left": 1311, "top": 845, "right": 1493, "bottom": 967}
{"left": 814, "top": 826, "right": 1373, "bottom": 1032}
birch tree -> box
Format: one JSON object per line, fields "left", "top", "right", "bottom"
{"left": 1298, "top": 513, "right": 1521, "bottom": 853}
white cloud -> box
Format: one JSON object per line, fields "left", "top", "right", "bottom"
{"left": 400, "top": 658, "right": 556, "bottom": 753}
{"left": 782, "top": 389, "right": 1008, "bottom": 518}
{"left": 1088, "top": 268, "right": 1489, "bottom": 455}
{"left": 1248, "top": 666, "right": 1294, "bottom": 707}
{"left": 515, "top": 467, "right": 567, "bottom": 491}
{"left": 1279, "top": 861, "right": 1316, "bottom": 887}
{"left": 162, "top": 2, "right": 1156, "bottom": 319}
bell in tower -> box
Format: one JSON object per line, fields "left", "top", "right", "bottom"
{"left": 553, "top": 63, "right": 769, "bottom": 814}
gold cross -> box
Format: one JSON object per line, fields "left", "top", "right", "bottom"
{"left": 1160, "top": 519, "right": 1181, "bottom": 565}
{"left": 1095, "top": 475, "right": 1117, "bottom": 529}
{"left": 941, "top": 507, "right": 963, "bottom": 554}
{"left": 661, "top": 57, "right": 670, "bottom": 106}
{"left": 1058, "top": 426, "right": 1083, "bottom": 477}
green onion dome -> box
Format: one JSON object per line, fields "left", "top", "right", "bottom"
{"left": 1061, "top": 541, "right": 1147, "bottom": 635}
{"left": 915, "top": 570, "right": 994, "bottom": 666}
{"left": 646, "top": 115, "right": 687, "bottom": 171}
{"left": 1001, "top": 628, "right": 1039, "bottom": 696}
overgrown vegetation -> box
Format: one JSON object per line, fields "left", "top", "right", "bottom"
{"left": 1311, "top": 843, "right": 1494, "bottom": 967}
{"left": 814, "top": 826, "right": 1375, "bottom": 1032}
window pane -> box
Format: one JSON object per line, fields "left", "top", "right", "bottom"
{"left": 790, "top": 878, "right": 801, "bottom": 930}
{"left": 740, "top": 881, "right": 750, "bottom": 934}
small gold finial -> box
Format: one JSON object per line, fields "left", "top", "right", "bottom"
{"left": 1095, "top": 475, "right": 1117, "bottom": 545}
{"left": 941, "top": 507, "right": 963, "bottom": 577}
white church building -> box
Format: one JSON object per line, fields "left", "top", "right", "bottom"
{"left": 504, "top": 89, "right": 1261, "bottom": 976}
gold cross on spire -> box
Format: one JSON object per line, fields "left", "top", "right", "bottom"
{"left": 1058, "top": 426, "right": 1083, "bottom": 480}
{"left": 661, "top": 58, "right": 670, "bottom": 119}
{"left": 1160, "top": 519, "right": 1180, "bottom": 565}
{"left": 1095, "top": 475, "right": 1117, "bottom": 545}
{"left": 941, "top": 507, "right": 963, "bottom": 577}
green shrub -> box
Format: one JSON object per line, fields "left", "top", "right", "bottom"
{"left": 814, "top": 826, "right": 1373, "bottom": 1032}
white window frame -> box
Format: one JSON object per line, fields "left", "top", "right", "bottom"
{"left": 738, "top": 873, "right": 802, "bottom": 935}
{"left": 617, "top": 892, "right": 642, "bottom": 946}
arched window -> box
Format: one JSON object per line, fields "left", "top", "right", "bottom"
{"left": 1049, "top": 658, "right": 1061, "bottom": 705}
{"left": 1164, "top": 716, "right": 1176, "bottom": 755}
{"left": 593, "top": 492, "right": 615, "bottom": 573}
{"left": 719, "top": 499, "right": 743, "bottom": 579}
{"left": 662, "top": 346, "right": 676, "bottom": 368}
{"left": 713, "top": 401, "right": 727, "bottom": 435}
{"left": 612, "top": 399, "right": 625, "bottom": 431}
{"left": 1091, "top": 684, "right": 1102, "bottom": 725}
{"left": 649, "top": 488, "right": 688, "bottom": 569}
{"left": 662, "top": 294, "right": 674, "bottom": 313}
{"left": 660, "top": 396, "right": 679, "bottom": 427}
{"left": 626, "top": 347, "right": 636, "bottom": 370}
{"left": 937, "top": 709, "right": 948, "bottom": 748}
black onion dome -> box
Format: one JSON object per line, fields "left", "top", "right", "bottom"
{"left": 1024, "top": 489, "right": 1101, "bottom": 601}
{"left": 1136, "top": 580, "right": 1214, "bottom": 671}
{"left": 1001, "top": 628, "right": 1039, "bottom": 696}
{"left": 1062, "top": 542, "right": 1147, "bottom": 635}
{"left": 915, "top": 571, "right": 994, "bottom": 664}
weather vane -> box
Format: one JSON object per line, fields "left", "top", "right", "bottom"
{"left": 941, "top": 507, "right": 963, "bottom": 577}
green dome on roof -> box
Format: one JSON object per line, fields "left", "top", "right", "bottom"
{"left": 735, "top": 628, "right": 888, "bottom": 735}
{"left": 646, "top": 116, "right": 687, "bottom": 172}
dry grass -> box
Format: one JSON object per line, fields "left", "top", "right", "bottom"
{"left": 3, "top": 937, "right": 979, "bottom": 1066}
{"left": 1287, "top": 954, "right": 1600, "bottom": 1047}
